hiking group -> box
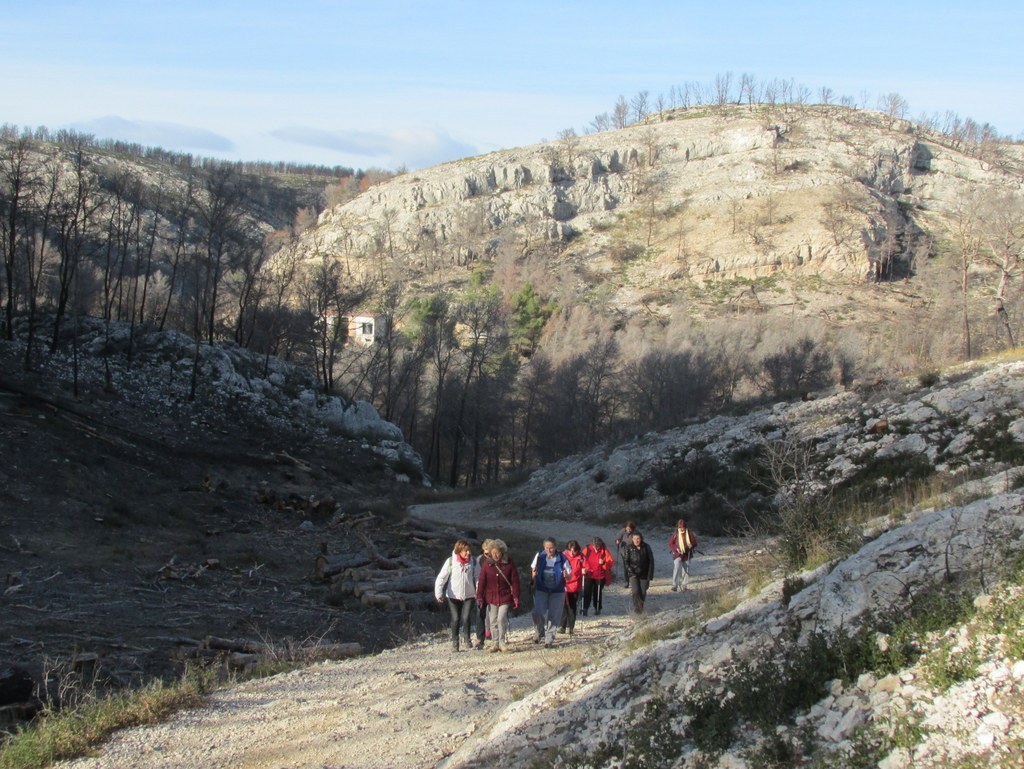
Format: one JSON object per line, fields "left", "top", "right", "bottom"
{"left": 433, "top": 519, "right": 697, "bottom": 653}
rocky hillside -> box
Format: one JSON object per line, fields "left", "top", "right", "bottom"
{"left": 0, "top": 318, "right": 437, "bottom": 704}
{"left": 494, "top": 356, "right": 1024, "bottom": 534}
{"left": 299, "top": 104, "right": 1023, "bottom": 323}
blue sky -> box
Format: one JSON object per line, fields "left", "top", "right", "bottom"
{"left": 2, "top": 1, "right": 1022, "bottom": 171}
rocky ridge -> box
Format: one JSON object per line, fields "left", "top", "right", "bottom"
{"left": 301, "top": 105, "right": 1022, "bottom": 318}
{"left": 1, "top": 315, "right": 423, "bottom": 476}
{"left": 495, "top": 358, "right": 1024, "bottom": 528}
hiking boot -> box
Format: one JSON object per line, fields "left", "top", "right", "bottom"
{"left": 671, "top": 586, "right": 678, "bottom": 592}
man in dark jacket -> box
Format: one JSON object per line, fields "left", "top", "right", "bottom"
{"left": 623, "top": 531, "right": 655, "bottom": 614}
{"left": 614, "top": 521, "right": 637, "bottom": 587}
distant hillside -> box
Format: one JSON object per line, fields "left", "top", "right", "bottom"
{"left": 298, "top": 103, "right": 1023, "bottom": 326}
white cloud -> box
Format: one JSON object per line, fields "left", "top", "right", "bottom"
{"left": 70, "top": 116, "right": 235, "bottom": 153}
{"left": 269, "top": 125, "right": 478, "bottom": 170}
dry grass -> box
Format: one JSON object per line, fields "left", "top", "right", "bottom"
{"left": 0, "top": 669, "right": 214, "bottom": 769}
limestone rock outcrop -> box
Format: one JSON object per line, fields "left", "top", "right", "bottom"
{"left": 298, "top": 106, "right": 1022, "bottom": 315}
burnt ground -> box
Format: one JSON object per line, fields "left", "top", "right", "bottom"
{"left": 0, "top": 331, "right": 456, "bottom": 711}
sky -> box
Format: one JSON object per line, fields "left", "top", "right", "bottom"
{"left": 2, "top": 1, "right": 1022, "bottom": 172}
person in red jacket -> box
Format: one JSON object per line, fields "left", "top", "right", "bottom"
{"left": 669, "top": 518, "right": 698, "bottom": 592}
{"left": 475, "top": 539, "right": 521, "bottom": 653}
{"left": 580, "top": 537, "right": 615, "bottom": 616}
{"left": 559, "top": 540, "right": 585, "bottom": 637}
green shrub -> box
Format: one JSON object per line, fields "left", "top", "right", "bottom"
{"left": 973, "top": 415, "right": 1024, "bottom": 465}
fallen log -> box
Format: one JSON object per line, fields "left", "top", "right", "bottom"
{"left": 344, "top": 566, "right": 434, "bottom": 582}
{"left": 313, "top": 553, "right": 373, "bottom": 580}
{"left": 205, "top": 636, "right": 270, "bottom": 655}
{"left": 353, "top": 531, "right": 407, "bottom": 570}
{"left": 352, "top": 574, "right": 435, "bottom": 596}
{"left": 228, "top": 652, "right": 262, "bottom": 670}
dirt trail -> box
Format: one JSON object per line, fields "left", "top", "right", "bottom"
{"left": 57, "top": 501, "right": 745, "bottom": 769}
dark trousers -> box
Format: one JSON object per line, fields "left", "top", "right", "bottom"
{"left": 582, "top": 577, "right": 605, "bottom": 613}
{"left": 629, "top": 576, "right": 650, "bottom": 614}
{"left": 476, "top": 601, "right": 488, "bottom": 642}
{"left": 561, "top": 590, "right": 580, "bottom": 632}
{"left": 447, "top": 597, "right": 476, "bottom": 649}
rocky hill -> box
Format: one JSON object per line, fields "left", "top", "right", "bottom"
{"left": 0, "top": 317, "right": 443, "bottom": 712}
{"left": 298, "top": 104, "right": 1023, "bottom": 326}
{"left": 494, "top": 356, "right": 1024, "bottom": 532}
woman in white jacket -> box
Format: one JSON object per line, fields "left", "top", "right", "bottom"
{"left": 434, "top": 539, "right": 480, "bottom": 652}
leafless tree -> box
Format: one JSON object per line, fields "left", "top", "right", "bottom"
{"left": 557, "top": 128, "right": 581, "bottom": 170}
{"left": 157, "top": 166, "right": 198, "bottom": 332}
{"left": 739, "top": 73, "right": 758, "bottom": 108}
{"left": 589, "top": 112, "right": 614, "bottom": 134}
{"left": 630, "top": 91, "right": 650, "bottom": 124}
{"left": 19, "top": 151, "right": 61, "bottom": 369}
{"left": 757, "top": 336, "right": 834, "bottom": 399}
{"left": 879, "top": 92, "right": 909, "bottom": 128}
{"left": 613, "top": 96, "right": 630, "bottom": 129}
{"left": 714, "top": 72, "right": 734, "bottom": 108}
{"left": 654, "top": 92, "right": 667, "bottom": 117}
{"left": 195, "top": 165, "right": 245, "bottom": 345}
{"left": 0, "top": 136, "right": 35, "bottom": 339}
{"left": 978, "top": 190, "right": 1024, "bottom": 348}
{"left": 448, "top": 285, "right": 507, "bottom": 485}
{"left": 950, "top": 192, "right": 982, "bottom": 360}
{"left": 298, "top": 249, "right": 371, "bottom": 394}
{"left": 50, "top": 140, "right": 102, "bottom": 355}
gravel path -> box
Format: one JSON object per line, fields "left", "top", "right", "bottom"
{"left": 57, "top": 501, "right": 742, "bottom": 769}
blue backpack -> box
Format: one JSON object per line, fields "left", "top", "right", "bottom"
{"left": 534, "top": 551, "right": 567, "bottom": 593}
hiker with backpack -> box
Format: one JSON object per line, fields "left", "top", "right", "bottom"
{"left": 669, "top": 518, "right": 698, "bottom": 592}
{"left": 434, "top": 538, "right": 480, "bottom": 652}
{"left": 530, "top": 537, "right": 572, "bottom": 648}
